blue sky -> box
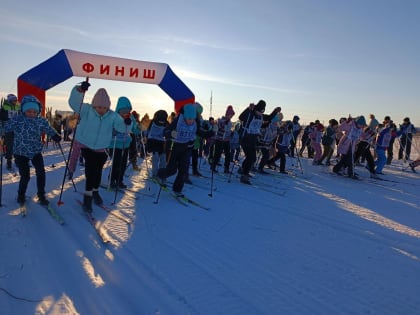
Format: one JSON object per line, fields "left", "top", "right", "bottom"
{"left": 1, "top": 0, "right": 419, "bottom": 125}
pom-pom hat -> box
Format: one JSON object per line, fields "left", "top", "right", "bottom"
{"left": 92, "top": 88, "right": 111, "bottom": 108}
{"left": 225, "top": 105, "right": 235, "bottom": 117}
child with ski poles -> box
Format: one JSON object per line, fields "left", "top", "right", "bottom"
{"left": 318, "top": 119, "right": 339, "bottom": 166}
{"left": 332, "top": 116, "right": 366, "bottom": 179}
{"left": 211, "top": 105, "right": 236, "bottom": 174}
{"left": 1, "top": 95, "right": 61, "bottom": 205}
{"left": 108, "top": 97, "right": 136, "bottom": 189}
{"left": 146, "top": 109, "right": 169, "bottom": 178}
{"left": 256, "top": 113, "right": 280, "bottom": 174}
{"left": 68, "top": 81, "right": 131, "bottom": 212}
{"left": 267, "top": 120, "right": 293, "bottom": 174}
{"left": 398, "top": 117, "right": 416, "bottom": 161}
{"left": 0, "top": 94, "right": 21, "bottom": 170}
{"left": 156, "top": 104, "right": 198, "bottom": 196}
{"left": 238, "top": 100, "right": 281, "bottom": 184}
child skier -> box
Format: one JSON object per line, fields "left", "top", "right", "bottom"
{"left": 68, "top": 82, "right": 130, "bottom": 212}
{"left": 211, "top": 105, "right": 235, "bottom": 173}
{"left": 332, "top": 116, "right": 366, "bottom": 178}
{"left": 157, "top": 104, "right": 197, "bottom": 196}
{"left": 108, "top": 97, "right": 135, "bottom": 189}
{"left": 146, "top": 109, "right": 169, "bottom": 178}
{"left": 3, "top": 95, "right": 61, "bottom": 205}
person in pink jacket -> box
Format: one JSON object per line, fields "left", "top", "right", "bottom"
{"left": 332, "top": 116, "right": 366, "bottom": 178}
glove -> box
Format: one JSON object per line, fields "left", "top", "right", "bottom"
{"left": 171, "top": 130, "right": 177, "bottom": 138}
{"left": 80, "top": 81, "right": 90, "bottom": 92}
{"left": 0, "top": 108, "right": 8, "bottom": 121}
{"left": 124, "top": 117, "right": 132, "bottom": 125}
{"left": 52, "top": 134, "right": 62, "bottom": 143}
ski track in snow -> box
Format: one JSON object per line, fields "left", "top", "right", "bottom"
{"left": 1, "top": 142, "right": 420, "bottom": 314}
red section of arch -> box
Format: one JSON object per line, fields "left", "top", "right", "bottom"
{"left": 17, "top": 79, "right": 46, "bottom": 117}
{"left": 175, "top": 97, "right": 195, "bottom": 114}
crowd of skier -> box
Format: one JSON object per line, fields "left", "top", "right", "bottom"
{"left": 0, "top": 81, "right": 418, "bottom": 212}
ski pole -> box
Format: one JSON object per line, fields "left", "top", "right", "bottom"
{"left": 58, "top": 77, "right": 89, "bottom": 206}
{"left": 107, "top": 134, "right": 117, "bottom": 189}
{"left": 57, "top": 142, "right": 77, "bottom": 192}
{"left": 112, "top": 125, "right": 129, "bottom": 205}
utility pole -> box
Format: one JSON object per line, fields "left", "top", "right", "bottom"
{"left": 209, "top": 91, "right": 213, "bottom": 117}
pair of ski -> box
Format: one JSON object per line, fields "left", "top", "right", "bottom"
{"left": 100, "top": 183, "right": 153, "bottom": 199}
{"left": 76, "top": 200, "right": 110, "bottom": 244}
{"left": 76, "top": 199, "right": 132, "bottom": 244}
{"left": 152, "top": 178, "right": 210, "bottom": 211}
{"left": 20, "top": 201, "right": 65, "bottom": 225}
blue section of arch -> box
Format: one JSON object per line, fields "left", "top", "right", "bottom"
{"left": 18, "top": 49, "right": 73, "bottom": 91}
{"left": 159, "top": 66, "right": 194, "bottom": 101}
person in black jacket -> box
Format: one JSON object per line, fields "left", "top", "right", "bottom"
{"left": 238, "top": 100, "right": 281, "bottom": 184}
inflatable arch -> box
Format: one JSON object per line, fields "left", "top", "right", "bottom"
{"left": 17, "top": 49, "right": 195, "bottom": 116}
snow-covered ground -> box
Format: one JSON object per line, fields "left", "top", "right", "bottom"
{"left": 0, "top": 139, "right": 419, "bottom": 315}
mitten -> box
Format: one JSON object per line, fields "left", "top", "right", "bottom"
{"left": 80, "top": 81, "right": 90, "bottom": 92}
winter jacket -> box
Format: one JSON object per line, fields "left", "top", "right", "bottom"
{"left": 375, "top": 127, "right": 392, "bottom": 150}
{"left": 5, "top": 115, "right": 58, "bottom": 159}
{"left": 147, "top": 120, "right": 167, "bottom": 153}
{"left": 336, "top": 120, "right": 362, "bottom": 155}
{"left": 215, "top": 116, "right": 233, "bottom": 141}
{"left": 165, "top": 114, "right": 197, "bottom": 146}
{"left": 68, "top": 86, "right": 127, "bottom": 150}
{"left": 321, "top": 126, "right": 336, "bottom": 146}
{"left": 109, "top": 97, "right": 133, "bottom": 149}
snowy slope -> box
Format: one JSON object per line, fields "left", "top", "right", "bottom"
{"left": 0, "top": 141, "right": 419, "bottom": 315}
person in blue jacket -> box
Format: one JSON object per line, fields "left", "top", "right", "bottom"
{"left": 157, "top": 104, "right": 197, "bottom": 196}
{"left": 68, "top": 81, "right": 131, "bottom": 212}
{"left": 108, "top": 96, "right": 135, "bottom": 189}
{"left": 2, "top": 95, "right": 61, "bottom": 205}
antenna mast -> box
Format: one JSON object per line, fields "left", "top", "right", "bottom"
{"left": 210, "top": 90, "right": 213, "bottom": 117}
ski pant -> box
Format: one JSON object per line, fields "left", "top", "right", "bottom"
{"left": 151, "top": 151, "right": 166, "bottom": 176}
{"left": 333, "top": 148, "right": 354, "bottom": 176}
{"left": 268, "top": 151, "right": 286, "bottom": 172}
{"left": 4, "top": 131, "right": 14, "bottom": 161}
{"left": 240, "top": 134, "right": 258, "bottom": 175}
{"left": 258, "top": 146, "right": 271, "bottom": 170}
{"left": 318, "top": 144, "right": 334, "bottom": 164}
{"left": 213, "top": 140, "right": 231, "bottom": 170}
{"left": 157, "top": 143, "right": 190, "bottom": 193}
{"left": 15, "top": 153, "right": 46, "bottom": 198}
{"left": 311, "top": 142, "right": 322, "bottom": 162}
{"left": 399, "top": 134, "right": 413, "bottom": 160}
{"left": 375, "top": 148, "right": 387, "bottom": 173}
{"left": 386, "top": 137, "right": 395, "bottom": 164}
{"left": 68, "top": 139, "right": 83, "bottom": 173}
{"left": 109, "top": 148, "right": 129, "bottom": 184}
{"left": 81, "top": 148, "right": 107, "bottom": 192}
{"left": 354, "top": 141, "right": 375, "bottom": 173}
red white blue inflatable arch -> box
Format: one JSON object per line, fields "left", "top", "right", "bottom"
{"left": 17, "top": 49, "right": 195, "bottom": 116}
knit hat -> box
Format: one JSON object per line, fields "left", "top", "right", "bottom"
{"left": 7, "top": 94, "right": 17, "bottom": 103}
{"left": 355, "top": 115, "right": 366, "bottom": 126}
{"left": 194, "top": 102, "right": 203, "bottom": 115}
{"left": 183, "top": 104, "right": 196, "bottom": 120}
{"left": 91, "top": 88, "right": 111, "bottom": 108}
{"left": 21, "top": 95, "right": 40, "bottom": 114}
{"left": 21, "top": 102, "right": 40, "bottom": 114}
{"left": 225, "top": 105, "right": 235, "bottom": 117}
{"left": 116, "top": 96, "right": 132, "bottom": 113}
{"left": 254, "top": 100, "right": 266, "bottom": 112}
